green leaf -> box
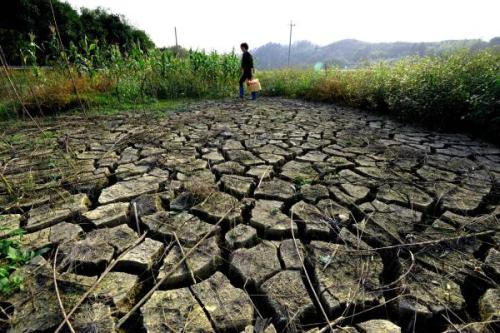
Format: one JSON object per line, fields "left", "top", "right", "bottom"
{"left": 6, "top": 246, "right": 21, "bottom": 262}
{"left": 0, "top": 267, "right": 9, "bottom": 278}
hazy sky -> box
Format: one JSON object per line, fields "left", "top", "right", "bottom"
{"left": 66, "top": 0, "right": 499, "bottom": 52}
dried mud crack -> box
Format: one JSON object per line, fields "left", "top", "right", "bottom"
{"left": 0, "top": 98, "right": 499, "bottom": 333}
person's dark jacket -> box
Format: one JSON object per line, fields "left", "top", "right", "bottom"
{"left": 241, "top": 51, "right": 253, "bottom": 71}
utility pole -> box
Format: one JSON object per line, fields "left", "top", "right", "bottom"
{"left": 288, "top": 21, "right": 295, "bottom": 67}
{"left": 174, "top": 27, "right": 178, "bottom": 48}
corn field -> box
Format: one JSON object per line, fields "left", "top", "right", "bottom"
{"left": 0, "top": 40, "right": 241, "bottom": 118}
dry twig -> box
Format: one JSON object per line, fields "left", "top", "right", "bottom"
{"left": 173, "top": 232, "right": 196, "bottom": 284}
{"left": 289, "top": 209, "right": 333, "bottom": 333}
{"left": 133, "top": 202, "right": 141, "bottom": 234}
{"left": 52, "top": 246, "right": 76, "bottom": 333}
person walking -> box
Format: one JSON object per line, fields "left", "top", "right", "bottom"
{"left": 239, "top": 42, "right": 256, "bottom": 100}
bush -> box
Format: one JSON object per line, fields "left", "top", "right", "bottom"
{"left": 259, "top": 49, "right": 500, "bottom": 142}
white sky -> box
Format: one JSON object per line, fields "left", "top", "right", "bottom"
{"left": 65, "top": 0, "right": 499, "bottom": 52}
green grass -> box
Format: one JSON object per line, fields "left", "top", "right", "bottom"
{"left": 0, "top": 128, "right": 60, "bottom": 153}
{"left": 259, "top": 49, "right": 500, "bottom": 142}
{"left": 0, "top": 91, "right": 189, "bottom": 122}
{"left": 0, "top": 101, "right": 17, "bottom": 121}
{"left": 2, "top": 133, "right": 25, "bottom": 145}
{"left": 82, "top": 92, "right": 190, "bottom": 116}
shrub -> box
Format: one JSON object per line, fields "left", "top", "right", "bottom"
{"left": 259, "top": 49, "right": 500, "bottom": 142}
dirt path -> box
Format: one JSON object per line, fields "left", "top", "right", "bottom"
{"left": 1, "top": 98, "right": 498, "bottom": 333}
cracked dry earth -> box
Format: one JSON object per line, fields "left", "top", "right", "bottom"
{"left": 0, "top": 98, "right": 499, "bottom": 333}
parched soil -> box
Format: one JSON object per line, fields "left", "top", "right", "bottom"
{"left": 0, "top": 98, "right": 499, "bottom": 333}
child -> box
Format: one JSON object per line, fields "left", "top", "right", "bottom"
{"left": 239, "top": 42, "right": 257, "bottom": 100}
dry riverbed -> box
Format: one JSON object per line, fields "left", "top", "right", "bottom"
{"left": 0, "top": 98, "right": 498, "bottom": 333}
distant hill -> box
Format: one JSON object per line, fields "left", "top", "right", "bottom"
{"left": 253, "top": 38, "right": 500, "bottom": 69}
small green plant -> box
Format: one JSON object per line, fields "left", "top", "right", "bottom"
{"left": 293, "top": 176, "right": 312, "bottom": 190}
{"left": 4, "top": 134, "right": 25, "bottom": 145}
{"left": 270, "top": 207, "right": 280, "bottom": 216}
{"left": 319, "top": 254, "right": 333, "bottom": 269}
{"left": 0, "top": 228, "right": 38, "bottom": 295}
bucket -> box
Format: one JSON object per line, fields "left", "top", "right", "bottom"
{"left": 246, "top": 79, "right": 262, "bottom": 92}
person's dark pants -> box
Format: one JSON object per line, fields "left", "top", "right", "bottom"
{"left": 239, "top": 70, "right": 252, "bottom": 97}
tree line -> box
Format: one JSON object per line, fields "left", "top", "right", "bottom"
{"left": 0, "top": 0, "right": 155, "bottom": 65}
